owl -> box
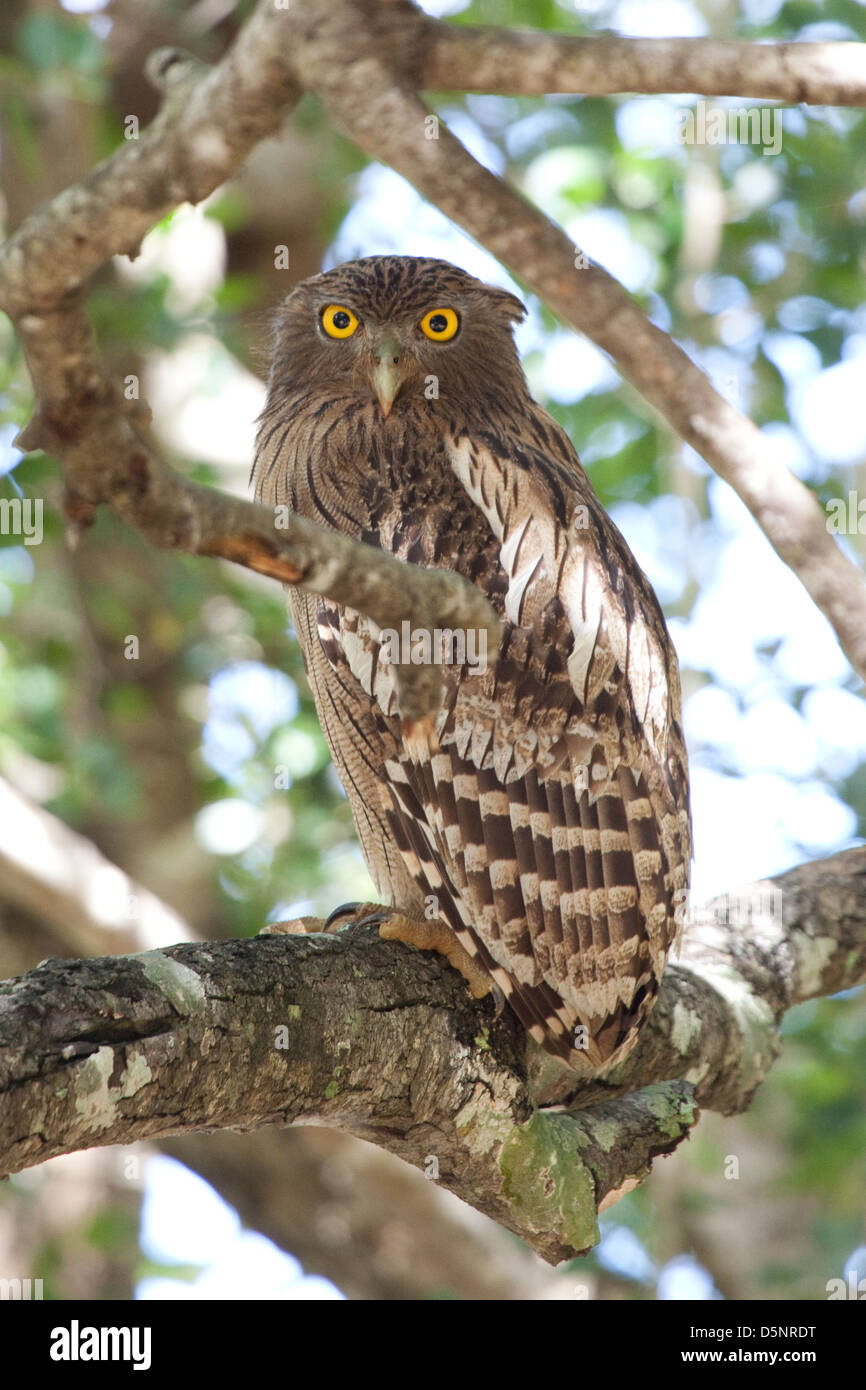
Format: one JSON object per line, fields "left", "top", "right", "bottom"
{"left": 253, "top": 256, "right": 691, "bottom": 1072}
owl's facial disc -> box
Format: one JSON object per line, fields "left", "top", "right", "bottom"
{"left": 369, "top": 332, "right": 406, "bottom": 418}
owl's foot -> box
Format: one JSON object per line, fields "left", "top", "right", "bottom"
{"left": 358, "top": 907, "right": 495, "bottom": 1003}
{"left": 319, "top": 901, "right": 502, "bottom": 1011}
{"left": 323, "top": 901, "right": 384, "bottom": 932}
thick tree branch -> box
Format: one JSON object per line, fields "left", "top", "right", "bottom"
{"left": 0, "top": 778, "right": 581, "bottom": 1293}
{"left": 1, "top": 848, "right": 862, "bottom": 1261}
{"left": 419, "top": 27, "right": 866, "bottom": 106}
{"left": 0, "top": 920, "right": 692, "bottom": 1261}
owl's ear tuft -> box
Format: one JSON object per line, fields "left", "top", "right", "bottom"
{"left": 487, "top": 286, "right": 527, "bottom": 324}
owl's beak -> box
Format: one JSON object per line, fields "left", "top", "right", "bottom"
{"left": 370, "top": 336, "right": 405, "bottom": 418}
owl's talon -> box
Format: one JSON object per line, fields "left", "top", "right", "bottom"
{"left": 324, "top": 901, "right": 361, "bottom": 930}
{"left": 323, "top": 900, "right": 382, "bottom": 931}
{"left": 490, "top": 982, "right": 507, "bottom": 1018}
{"left": 354, "top": 910, "right": 391, "bottom": 929}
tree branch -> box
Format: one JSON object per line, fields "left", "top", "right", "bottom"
{"left": 0, "top": 20, "right": 498, "bottom": 727}
{"left": 419, "top": 26, "right": 866, "bottom": 106}
{"left": 2, "top": 848, "right": 862, "bottom": 1261}
{"left": 0, "top": 920, "right": 695, "bottom": 1262}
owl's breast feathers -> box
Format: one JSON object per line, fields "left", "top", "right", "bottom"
{"left": 258, "top": 405, "right": 691, "bottom": 1071}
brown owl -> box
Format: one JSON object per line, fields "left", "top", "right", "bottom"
{"left": 253, "top": 255, "right": 691, "bottom": 1072}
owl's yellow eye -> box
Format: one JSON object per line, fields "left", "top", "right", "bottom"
{"left": 322, "top": 304, "right": 359, "bottom": 339}
{"left": 420, "top": 308, "right": 459, "bottom": 341}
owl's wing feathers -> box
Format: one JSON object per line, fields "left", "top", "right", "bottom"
{"left": 326, "top": 425, "right": 691, "bottom": 1069}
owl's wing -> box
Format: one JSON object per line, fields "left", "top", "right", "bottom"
{"left": 431, "top": 429, "right": 691, "bottom": 1067}
{"left": 320, "top": 424, "right": 691, "bottom": 1070}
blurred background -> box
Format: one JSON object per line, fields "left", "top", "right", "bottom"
{"left": 1, "top": 0, "right": 865, "bottom": 1300}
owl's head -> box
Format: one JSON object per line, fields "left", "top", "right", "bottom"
{"left": 268, "top": 255, "right": 527, "bottom": 418}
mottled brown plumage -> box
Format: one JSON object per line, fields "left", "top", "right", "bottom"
{"left": 253, "top": 255, "right": 691, "bottom": 1071}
